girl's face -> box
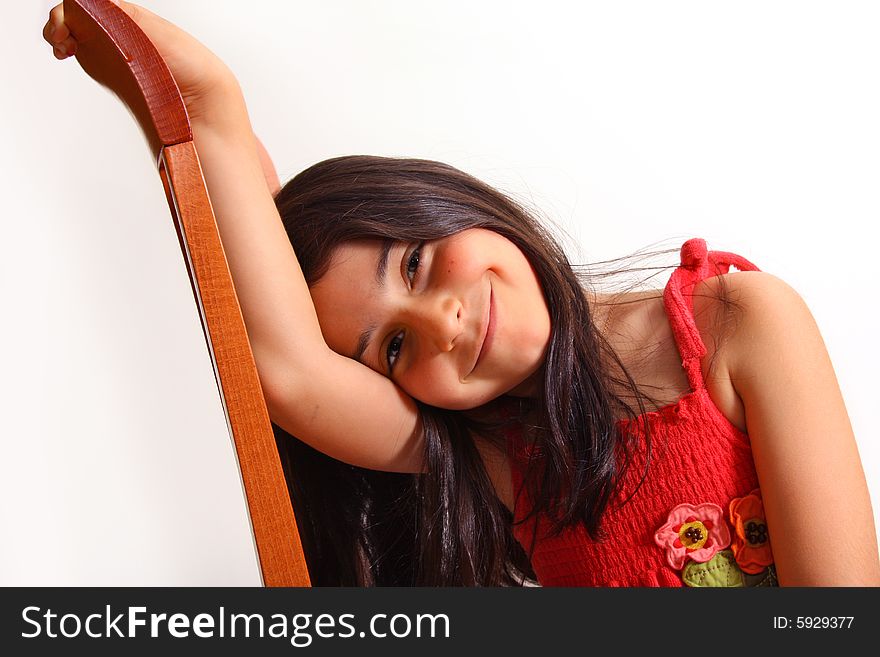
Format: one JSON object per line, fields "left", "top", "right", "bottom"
{"left": 309, "top": 229, "right": 552, "bottom": 410}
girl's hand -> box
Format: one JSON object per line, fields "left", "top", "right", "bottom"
{"left": 43, "top": 1, "right": 239, "bottom": 125}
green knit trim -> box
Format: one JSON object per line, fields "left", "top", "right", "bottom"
{"left": 682, "top": 549, "right": 744, "bottom": 587}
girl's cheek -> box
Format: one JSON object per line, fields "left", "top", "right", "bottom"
{"left": 413, "top": 369, "right": 451, "bottom": 405}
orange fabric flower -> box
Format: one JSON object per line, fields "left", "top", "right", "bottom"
{"left": 729, "top": 488, "right": 773, "bottom": 574}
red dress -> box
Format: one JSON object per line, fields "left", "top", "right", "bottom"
{"left": 507, "top": 238, "right": 777, "bottom": 587}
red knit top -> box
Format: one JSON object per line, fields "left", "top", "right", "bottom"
{"left": 507, "top": 238, "right": 776, "bottom": 587}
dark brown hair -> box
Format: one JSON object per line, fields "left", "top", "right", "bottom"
{"left": 273, "top": 155, "right": 690, "bottom": 585}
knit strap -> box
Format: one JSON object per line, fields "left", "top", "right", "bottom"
{"left": 663, "top": 238, "right": 760, "bottom": 392}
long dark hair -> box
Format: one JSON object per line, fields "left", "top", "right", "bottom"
{"left": 272, "top": 155, "right": 680, "bottom": 585}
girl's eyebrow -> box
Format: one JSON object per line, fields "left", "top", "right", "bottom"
{"left": 350, "top": 240, "right": 396, "bottom": 365}
{"left": 352, "top": 322, "right": 376, "bottom": 365}
{"left": 374, "top": 239, "right": 395, "bottom": 290}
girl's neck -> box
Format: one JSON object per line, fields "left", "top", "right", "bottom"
{"left": 499, "top": 289, "right": 657, "bottom": 400}
{"left": 592, "top": 287, "right": 689, "bottom": 416}
{"left": 504, "top": 368, "right": 544, "bottom": 399}
{"left": 590, "top": 287, "right": 663, "bottom": 352}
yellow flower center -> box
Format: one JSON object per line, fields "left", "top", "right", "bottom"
{"left": 679, "top": 521, "right": 709, "bottom": 550}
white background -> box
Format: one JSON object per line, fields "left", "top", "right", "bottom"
{"left": 2, "top": 0, "right": 877, "bottom": 584}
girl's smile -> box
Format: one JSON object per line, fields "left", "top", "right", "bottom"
{"left": 471, "top": 286, "right": 496, "bottom": 375}
{"left": 309, "top": 229, "right": 552, "bottom": 410}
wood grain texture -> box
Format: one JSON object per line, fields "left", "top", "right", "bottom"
{"left": 65, "top": 0, "right": 311, "bottom": 586}
{"left": 162, "top": 143, "right": 310, "bottom": 586}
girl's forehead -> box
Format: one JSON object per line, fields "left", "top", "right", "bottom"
{"left": 325, "top": 239, "right": 392, "bottom": 278}
{"left": 312, "top": 239, "right": 403, "bottom": 313}
{"left": 308, "top": 252, "right": 383, "bottom": 362}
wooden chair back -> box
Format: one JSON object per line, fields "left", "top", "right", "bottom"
{"left": 63, "top": 0, "right": 310, "bottom": 586}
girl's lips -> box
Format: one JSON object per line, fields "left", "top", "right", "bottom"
{"left": 472, "top": 286, "right": 495, "bottom": 374}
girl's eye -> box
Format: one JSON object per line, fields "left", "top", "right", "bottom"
{"left": 386, "top": 332, "right": 404, "bottom": 372}
{"left": 406, "top": 242, "right": 425, "bottom": 285}
{"left": 386, "top": 242, "right": 425, "bottom": 373}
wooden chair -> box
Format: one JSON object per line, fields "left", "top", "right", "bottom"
{"left": 63, "top": 0, "right": 310, "bottom": 586}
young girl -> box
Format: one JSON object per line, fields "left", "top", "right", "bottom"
{"left": 45, "top": 1, "right": 880, "bottom": 586}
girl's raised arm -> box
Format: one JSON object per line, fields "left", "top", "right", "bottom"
{"left": 45, "top": 2, "right": 424, "bottom": 473}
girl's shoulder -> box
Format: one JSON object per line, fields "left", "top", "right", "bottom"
{"left": 692, "top": 270, "right": 819, "bottom": 385}
{"left": 599, "top": 272, "right": 760, "bottom": 432}
{"left": 690, "top": 269, "right": 802, "bottom": 366}
{"left": 599, "top": 269, "right": 808, "bottom": 435}
{"left": 688, "top": 269, "right": 809, "bottom": 433}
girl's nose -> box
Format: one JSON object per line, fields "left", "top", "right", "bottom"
{"left": 411, "top": 294, "right": 462, "bottom": 352}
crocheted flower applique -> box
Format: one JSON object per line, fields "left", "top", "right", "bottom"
{"left": 680, "top": 550, "right": 778, "bottom": 587}
{"left": 729, "top": 488, "right": 774, "bottom": 574}
{"left": 681, "top": 549, "right": 742, "bottom": 587}
{"left": 655, "top": 491, "right": 778, "bottom": 587}
{"left": 653, "top": 503, "right": 731, "bottom": 570}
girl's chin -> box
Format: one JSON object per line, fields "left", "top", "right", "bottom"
{"left": 414, "top": 370, "right": 543, "bottom": 411}
{"left": 431, "top": 389, "right": 504, "bottom": 412}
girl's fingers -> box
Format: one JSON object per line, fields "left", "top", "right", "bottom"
{"left": 54, "top": 22, "right": 71, "bottom": 44}
{"left": 45, "top": 4, "right": 67, "bottom": 42}
{"left": 42, "top": 18, "right": 58, "bottom": 44}
{"left": 45, "top": 4, "right": 75, "bottom": 57}
{"left": 45, "top": 4, "right": 71, "bottom": 43}
{"left": 53, "top": 37, "right": 77, "bottom": 58}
